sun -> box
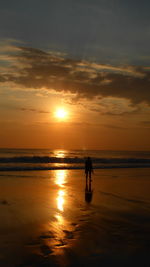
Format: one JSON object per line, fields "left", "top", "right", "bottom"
{"left": 55, "top": 108, "right": 68, "bottom": 120}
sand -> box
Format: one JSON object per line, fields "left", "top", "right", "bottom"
{"left": 0, "top": 168, "right": 150, "bottom": 267}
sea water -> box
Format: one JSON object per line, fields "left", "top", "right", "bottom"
{"left": 0, "top": 148, "right": 150, "bottom": 171}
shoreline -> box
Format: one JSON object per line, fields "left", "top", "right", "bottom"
{"left": 1, "top": 164, "right": 150, "bottom": 172}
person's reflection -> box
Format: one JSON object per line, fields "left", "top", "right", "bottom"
{"left": 85, "top": 176, "right": 93, "bottom": 203}
{"left": 84, "top": 157, "right": 93, "bottom": 203}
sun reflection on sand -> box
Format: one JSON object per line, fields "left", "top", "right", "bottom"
{"left": 57, "top": 189, "right": 65, "bottom": 212}
{"left": 48, "top": 169, "right": 72, "bottom": 252}
{"left": 55, "top": 170, "right": 67, "bottom": 212}
{"left": 55, "top": 213, "right": 65, "bottom": 225}
{"left": 41, "top": 169, "right": 76, "bottom": 256}
{"left": 55, "top": 169, "right": 67, "bottom": 188}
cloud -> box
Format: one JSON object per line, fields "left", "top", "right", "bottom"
{"left": 0, "top": 43, "right": 150, "bottom": 108}
{"left": 78, "top": 96, "right": 141, "bottom": 115}
{"left": 0, "top": 102, "right": 50, "bottom": 114}
{"left": 102, "top": 124, "right": 126, "bottom": 129}
{"left": 139, "top": 121, "right": 150, "bottom": 128}
{"left": 17, "top": 107, "right": 50, "bottom": 114}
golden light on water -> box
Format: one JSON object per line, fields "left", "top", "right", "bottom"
{"left": 55, "top": 170, "right": 67, "bottom": 187}
{"left": 55, "top": 213, "right": 64, "bottom": 225}
{"left": 57, "top": 189, "right": 65, "bottom": 211}
{"left": 54, "top": 170, "right": 68, "bottom": 212}
{"left": 48, "top": 169, "right": 73, "bottom": 253}
{"left": 54, "top": 150, "right": 65, "bottom": 158}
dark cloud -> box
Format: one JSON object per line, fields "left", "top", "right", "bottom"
{"left": 89, "top": 99, "right": 141, "bottom": 115}
{"left": 0, "top": 0, "right": 149, "bottom": 65}
{"left": 0, "top": 46, "right": 150, "bottom": 106}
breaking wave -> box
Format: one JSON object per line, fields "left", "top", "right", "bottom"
{"left": 0, "top": 155, "right": 150, "bottom": 171}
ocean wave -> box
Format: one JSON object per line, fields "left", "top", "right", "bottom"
{"left": 0, "top": 156, "right": 150, "bottom": 164}
{"left": 0, "top": 154, "right": 150, "bottom": 171}
{"left": 0, "top": 163, "right": 150, "bottom": 171}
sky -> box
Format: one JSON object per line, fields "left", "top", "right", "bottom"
{"left": 0, "top": 0, "right": 150, "bottom": 150}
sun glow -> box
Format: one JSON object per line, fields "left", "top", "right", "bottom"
{"left": 55, "top": 108, "right": 68, "bottom": 120}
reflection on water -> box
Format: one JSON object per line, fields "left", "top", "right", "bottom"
{"left": 55, "top": 170, "right": 67, "bottom": 212}
{"left": 54, "top": 169, "right": 68, "bottom": 213}
{"left": 57, "top": 190, "right": 65, "bottom": 212}
{"left": 54, "top": 150, "right": 66, "bottom": 158}
{"left": 85, "top": 179, "right": 93, "bottom": 203}
{"left": 55, "top": 213, "right": 65, "bottom": 225}
{"left": 55, "top": 170, "right": 67, "bottom": 188}
{"left": 48, "top": 169, "right": 72, "bottom": 253}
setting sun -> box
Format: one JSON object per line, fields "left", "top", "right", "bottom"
{"left": 55, "top": 108, "right": 68, "bottom": 120}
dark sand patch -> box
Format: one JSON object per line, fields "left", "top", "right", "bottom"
{"left": 0, "top": 200, "right": 9, "bottom": 205}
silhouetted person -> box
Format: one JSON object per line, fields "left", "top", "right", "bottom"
{"left": 85, "top": 157, "right": 93, "bottom": 191}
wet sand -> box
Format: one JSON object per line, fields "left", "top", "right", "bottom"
{"left": 0, "top": 168, "right": 150, "bottom": 266}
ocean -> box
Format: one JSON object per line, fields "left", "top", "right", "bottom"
{"left": 0, "top": 148, "right": 150, "bottom": 171}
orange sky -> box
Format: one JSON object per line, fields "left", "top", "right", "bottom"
{"left": 0, "top": 91, "right": 150, "bottom": 150}
{"left": 0, "top": 1, "right": 150, "bottom": 150}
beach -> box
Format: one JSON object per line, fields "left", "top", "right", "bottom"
{"left": 0, "top": 0, "right": 150, "bottom": 264}
{"left": 0, "top": 168, "right": 150, "bottom": 266}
